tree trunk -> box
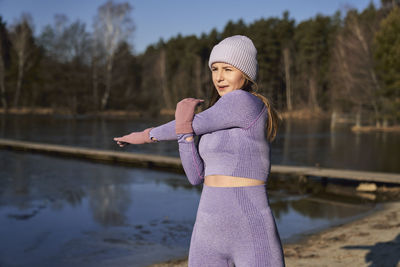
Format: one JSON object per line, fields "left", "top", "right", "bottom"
{"left": 383, "top": 118, "right": 389, "bottom": 127}
{"left": 308, "top": 73, "right": 319, "bottom": 111}
{"left": 0, "top": 56, "right": 6, "bottom": 109}
{"left": 92, "top": 57, "right": 99, "bottom": 111}
{"left": 355, "top": 104, "right": 362, "bottom": 128}
{"left": 101, "top": 54, "right": 113, "bottom": 110}
{"left": 14, "top": 54, "right": 24, "bottom": 107}
{"left": 371, "top": 102, "right": 381, "bottom": 127}
{"left": 282, "top": 118, "right": 292, "bottom": 163}
{"left": 160, "top": 49, "right": 173, "bottom": 110}
{"left": 283, "top": 47, "right": 292, "bottom": 111}
{"left": 195, "top": 56, "right": 202, "bottom": 99}
{"left": 330, "top": 110, "right": 337, "bottom": 130}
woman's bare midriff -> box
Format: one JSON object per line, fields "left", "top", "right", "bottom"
{"left": 204, "top": 175, "right": 265, "bottom": 187}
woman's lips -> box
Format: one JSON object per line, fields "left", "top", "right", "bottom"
{"left": 218, "top": 86, "right": 228, "bottom": 90}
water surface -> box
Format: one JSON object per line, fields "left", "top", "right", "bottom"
{"left": 0, "top": 114, "right": 395, "bottom": 266}
{"left": 0, "top": 149, "right": 374, "bottom": 267}
{"left": 1, "top": 114, "right": 399, "bottom": 173}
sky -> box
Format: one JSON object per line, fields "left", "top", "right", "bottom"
{"left": 0, "top": 0, "right": 380, "bottom": 54}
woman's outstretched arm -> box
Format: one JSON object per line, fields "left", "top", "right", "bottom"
{"left": 149, "top": 120, "right": 177, "bottom": 141}
{"left": 114, "top": 127, "right": 156, "bottom": 146}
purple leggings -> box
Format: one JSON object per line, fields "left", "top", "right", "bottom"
{"left": 188, "top": 185, "right": 285, "bottom": 267}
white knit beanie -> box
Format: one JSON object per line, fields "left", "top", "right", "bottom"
{"left": 208, "top": 35, "right": 258, "bottom": 81}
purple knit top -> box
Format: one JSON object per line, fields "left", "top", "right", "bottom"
{"left": 149, "top": 89, "right": 271, "bottom": 185}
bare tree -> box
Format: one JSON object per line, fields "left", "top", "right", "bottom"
{"left": 39, "top": 14, "right": 68, "bottom": 60}
{"left": 93, "top": 0, "right": 134, "bottom": 110}
{"left": 63, "top": 20, "right": 90, "bottom": 63}
{"left": 381, "top": 0, "right": 400, "bottom": 10}
{"left": 330, "top": 9, "right": 382, "bottom": 126}
{"left": 38, "top": 15, "right": 92, "bottom": 113}
{"left": 40, "top": 15, "right": 89, "bottom": 63}
{"left": 9, "top": 13, "right": 35, "bottom": 107}
{"left": 91, "top": 37, "right": 101, "bottom": 110}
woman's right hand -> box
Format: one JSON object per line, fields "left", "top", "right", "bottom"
{"left": 113, "top": 127, "right": 156, "bottom": 147}
{"left": 175, "top": 98, "right": 204, "bottom": 134}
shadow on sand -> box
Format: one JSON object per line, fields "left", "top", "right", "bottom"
{"left": 342, "top": 234, "right": 400, "bottom": 267}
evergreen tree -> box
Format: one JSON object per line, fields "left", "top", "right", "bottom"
{"left": 248, "top": 18, "right": 282, "bottom": 104}
{"left": 109, "top": 41, "right": 142, "bottom": 111}
{"left": 2, "top": 0, "right": 397, "bottom": 124}
{"left": 374, "top": 6, "right": 400, "bottom": 123}
{"left": 0, "top": 16, "right": 11, "bottom": 108}
{"left": 221, "top": 19, "right": 248, "bottom": 39}
{"left": 294, "top": 15, "right": 336, "bottom": 111}
{"left": 276, "top": 11, "right": 295, "bottom": 111}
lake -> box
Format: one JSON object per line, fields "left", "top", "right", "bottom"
{"left": 0, "top": 114, "right": 398, "bottom": 267}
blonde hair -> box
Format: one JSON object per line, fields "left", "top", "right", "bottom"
{"left": 208, "top": 74, "right": 281, "bottom": 143}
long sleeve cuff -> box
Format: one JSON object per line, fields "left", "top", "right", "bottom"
{"left": 149, "top": 120, "right": 177, "bottom": 141}
{"left": 177, "top": 133, "right": 204, "bottom": 185}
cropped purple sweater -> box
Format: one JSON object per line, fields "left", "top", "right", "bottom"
{"left": 149, "top": 89, "right": 271, "bottom": 185}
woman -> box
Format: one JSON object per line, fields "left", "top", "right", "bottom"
{"left": 114, "top": 35, "right": 285, "bottom": 267}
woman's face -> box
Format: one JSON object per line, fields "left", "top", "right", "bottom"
{"left": 211, "top": 62, "right": 246, "bottom": 97}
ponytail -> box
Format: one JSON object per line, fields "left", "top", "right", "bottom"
{"left": 249, "top": 90, "right": 280, "bottom": 142}
{"left": 242, "top": 77, "right": 280, "bottom": 142}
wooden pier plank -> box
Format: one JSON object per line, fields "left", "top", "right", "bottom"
{"left": 271, "top": 165, "right": 400, "bottom": 184}
{"left": 0, "top": 138, "right": 182, "bottom": 171}
{"left": 0, "top": 138, "right": 399, "bottom": 184}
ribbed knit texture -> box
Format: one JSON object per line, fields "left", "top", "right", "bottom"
{"left": 150, "top": 89, "right": 270, "bottom": 183}
{"left": 177, "top": 133, "right": 204, "bottom": 185}
{"left": 208, "top": 35, "right": 258, "bottom": 81}
{"left": 189, "top": 185, "right": 285, "bottom": 266}
{"left": 150, "top": 89, "right": 285, "bottom": 266}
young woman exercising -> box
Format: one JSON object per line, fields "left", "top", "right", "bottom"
{"left": 114, "top": 35, "right": 285, "bottom": 267}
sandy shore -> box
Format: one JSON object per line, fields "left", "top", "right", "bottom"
{"left": 148, "top": 201, "right": 400, "bottom": 267}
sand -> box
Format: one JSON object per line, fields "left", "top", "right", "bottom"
{"left": 284, "top": 201, "right": 400, "bottom": 267}
{"left": 148, "top": 201, "right": 400, "bottom": 267}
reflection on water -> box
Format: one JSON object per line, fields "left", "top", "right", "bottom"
{"left": 1, "top": 114, "right": 399, "bottom": 173}
{"left": 0, "top": 114, "right": 180, "bottom": 157}
{"left": 0, "top": 150, "right": 374, "bottom": 267}
{"left": 275, "top": 118, "right": 400, "bottom": 173}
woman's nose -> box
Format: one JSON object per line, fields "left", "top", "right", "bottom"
{"left": 216, "top": 70, "right": 224, "bottom": 81}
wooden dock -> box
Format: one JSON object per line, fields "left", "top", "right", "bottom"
{"left": 0, "top": 138, "right": 399, "bottom": 185}
{"left": 270, "top": 165, "right": 400, "bottom": 185}
{"left": 0, "top": 138, "right": 182, "bottom": 173}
